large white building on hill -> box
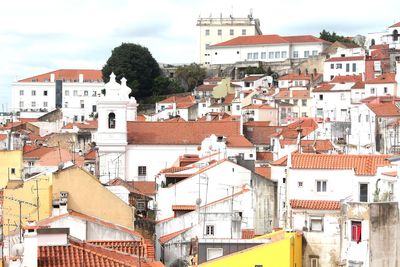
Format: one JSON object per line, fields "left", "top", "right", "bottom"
{"left": 197, "top": 13, "right": 262, "bottom": 65}
{"left": 11, "top": 69, "right": 104, "bottom": 122}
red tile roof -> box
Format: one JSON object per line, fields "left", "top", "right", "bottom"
{"left": 282, "top": 35, "right": 330, "bottom": 44}
{"left": 389, "top": 22, "right": 400, "bottom": 28}
{"left": 331, "top": 75, "right": 362, "bottom": 83}
{"left": 108, "top": 179, "right": 156, "bottom": 196}
{"left": 127, "top": 121, "right": 254, "bottom": 148}
{"left": 172, "top": 205, "right": 196, "bottom": 211}
{"left": 204, "top": 77, "right": 223, "bottom": 83}
{"left": 370, "top": 44, "right": 389, "bottom": 50}
{"left": 242, "top": 229, "right": 255, "bottom": 239}
{"left": 279, "top": 139, "right": 334, "bottom": 153}
{"left": 256, "top": 152, "right": 273, "bottom": 161}
{"left": 62, "top": 120, "right": 98, "bottom": 130}
{"left": 255, "top": 166, "right": 271, "bottom": 179}
{"left": 290, "top": 199, "right": 341, "bottom": 210}
{"left": 18, "top": 69, "right": 102, "bottom": 83}
{"left": 196, "top": 84, "right": 216, "bottom": 92}
{"left": 23, "top": 146, "right": 58, "bottom": 159}
{"left": 84, "top": 149, "right": 96, "bottom": 160}
{"left": 159, "top": 95, "right": 195, "bottom": 104}
{"left": 212, "top": 35, "right": 328, "bottom": 47}
{"left": 271, "top": 153, "right": 391, "bottom": 176}
{"left": 367, "top": 102, "right": 400, "bottom": 117}
{"left": 159, "top": 227, "right": 191, "bottom": 245}
{"left": 243, "top": 75, "right": 266, "bottom": 82}
{"left": 87, "top": 240, "right": 146, "bottom": 257}
{"left": 244, "top": 121, "right": 271, "bottom": 127}
{"left": 242, "top": 104, "right": 275, "bottom": 109}
{"left": 274, "top": 90, "right": 310, "bottom": 99}
{"left": 351, "top": 81, "right": 365, "bottom": 89}
{"left": 312, "top": 83, "right": 336, "bottom": 92}
{"left": 325, "top": 56, "right": 364, "bottom": 62}
{"left": 278, "top": 73, "right": 315, "bottom": 81}
{"left": 366, "top": 73, "right": 397, "bottom": 84}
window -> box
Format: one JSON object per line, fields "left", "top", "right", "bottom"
{"left": 74, "top": 115, "right": 78, "bottom": 122}
{"left": 19, "top": 90, "right": 24, "bottom": 96}
{"left": 64, "top": 102, "right": 68, "bottom": 108}
{"left": 351, "top": 221, "right": 362, "bottom": 243}
{"left": 340, "top": 93, "right": 345, "bottom": 100}
{"left": 108, "top": 112, "right": 116, "bottom": 128}
{"left": 206, "top": 224, "right": 215, "bottom": 236}
{"left": 370, "top": 87, "right": 376, "bottom": 94}
{"left": 281, "top": 51, "right": 287, "bottom": 58}
{"left": 92, "top": 105, "right": 97, "bottom": 112}
{"left": 293, "top": 51, "right": 299, "bottom": 58}
{"left": 298, "top": 181, "right": 303, "bottom": 187}
{"left": 371, "top": 38, "right": 376, "bottom": 46}
{"left": 330, "top": 64, "right": 334, "bottom": 69}
{"left": 31, "top": 101, "right": 36, "bottom": 107}
{"left": 65, "top": 90, "right": 69, "bottom": 96}
{"left": 230, "top": 29, "right": 234, "bottom": 36}
{"left": 92, "top": 91, "right": 97, "bottom": 97}
{"left": 310, "top": 217, "right": 323, "bottom": 232}
{"left": 261, "top": 52, "right": 266, "bottom": 59}
{"left": 32, "top": 90, "right": 36, "bottom": 96}
{"left": 359, "top": 183, "right": 368, "bottom": 202}
{"left": 136, "top": 201, "right": 146, "bottom": 211}
{"left": 319, "top": 94, "right": 323, "bottom": 100}
{"left": 205, "top": 29, "right": 210, "bottom": 36}
{"left": 242, "top": 29, "right": 246, "bottom": 35}
{"left": 206, "top": 248, "right": 222, "bottom": 261}
{"left": 43, "top": 101, "right": 48, "bottom": 107}
{"left": 80, "top": 100, "right": 84, "bottom": 108}
{"left": 304, "top": 51, "right": 310, "bottom": 58}
{"left": 316, "top": 180, "right": 327, "bottom": 192}
{"left": 312, "top": 50, "right": 318, "bottom": 56}
{"left": 269, "top": 52, "right": 274, "bottom": 59}
{"left": 84, "top": 90, "right": 88, "bottom": 96}
{"left": 352, "top": 63, "right": 356, "bottom": 72}
{"left": 302, "top": 112, "right": 307, "bottom": 117}
{"left": 336, "top": 63, "right": 342, "bottom": 69}
{"left": 302, "top": 99, "right": 307, "bottom": 106}
{"left": 384, "top": 87, "right": 388, "bottom": 94}
{"left": 73, "top": 90, "right": 78, "bottom": 96}
{"left": 218, "top": 29, "right": 222, "bottom": 36}
{"left": 249, "top": 153, "right": 253, "bottom": 158}
{"left": 293, "top": 99, "right": 298, "bottom": 105}
{"left": 393, "top": 29, "right": 399, "bottom": 42}
{"left": 236, "top": 105, "right": 240, "bottom": 111}
{"left": 346, "top": 63, "right": 350, "bottom": 72}
{"left": 310, "top": 257, "right": 319, "bottom": 267}
{"left": 138, "top": 166, "right": 147, "bottom": 177}
{"left": 10, "top": 168, "right": 16, "bottom": 175}
{"left": 19, "top": 101, "right": 24, "bottom": 107}
{"left": 275, "top": 51, "right": 280, "bottom": 58}
{"left": 247, "top": 53, "right": 253, "bottom": 60}
{"left": 81, "top": 115, "right": 85, "bottom": 121}
{"left": 365, "top": 115, "right": 369, "bottom": 122}
{"left": 253, "top": 52, "right": 258, "bottom": 60}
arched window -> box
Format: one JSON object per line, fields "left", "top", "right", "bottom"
{"left": 393, "top": 30, "right": 399, "bottom": 42}
{"left": 371, "top": 39, "right": 375, "bottom": 46}
{"left": 108, "top": 112, "right": 116, "bottom": 129}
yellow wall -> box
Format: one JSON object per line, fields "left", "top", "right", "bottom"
{"left": 52, "top": 166, "right": 134, "bottom": 228}
{"left": 212, "top": 78, "right": 235, "bottom": 98}
{"left": 0, "top": 150, "right": 23, "bottom": 188}
{"left": 3, "top": 173, "right": 52, "bottom": 235}
{"left": 200, "top": 231, "right": 302, "bottom": 267}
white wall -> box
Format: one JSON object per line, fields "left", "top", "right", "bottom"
{"left": 323, "top": 60, "right": 365, "bottom": 81}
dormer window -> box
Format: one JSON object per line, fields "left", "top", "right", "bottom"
{"left": 108, "top": 112, "right": 116, "bottom": 129}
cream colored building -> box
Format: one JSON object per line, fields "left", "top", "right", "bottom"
{"left": 197, "top": 13, "right": 262, "bottom": 64}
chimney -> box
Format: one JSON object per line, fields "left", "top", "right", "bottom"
{"left": 21, "top": 221, "right": 38, "bottom": 267}
{"left": 79, "top": 74, "right": 84, "bottom": 83}
{"left": 52, "top": 200, "right": 60, "bottom": 217}
{"left": 50, "top": 73, "right": 55, "bottom": 83}
{"left": 59, "top": 191, "right": 68, "bottom": 215}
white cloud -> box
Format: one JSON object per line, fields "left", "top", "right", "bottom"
{"left": 0, "top": 0, "right": 399, "bottom": 107}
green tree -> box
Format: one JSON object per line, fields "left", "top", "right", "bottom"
{"left": 319, "top": 29, "right": 355, "bottom": 44}
{"left": 175, "top": 63, "right": 206, "bottom": 91}
{"left": 245, "top": 66, "right": 266, "bottom": 75}
{"left": 152, "top": 76, "right": 184, "bottom": 96}
{"left": 102, "top": 43, "right": 160, "bottom": 98}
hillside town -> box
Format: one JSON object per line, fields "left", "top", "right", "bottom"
{"left": 1, "top": 10, "right": 400, "bottom": 267}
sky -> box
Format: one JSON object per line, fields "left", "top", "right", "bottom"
{"left": 0, "top": 0, "right": 399, "bottom": 110}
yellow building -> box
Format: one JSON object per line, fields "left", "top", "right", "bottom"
{"left": 0, "top": 150, "right": 23, "bottom": 188}
{"left": 3, "top": 173, "right": 52, "bottom": 235}
{"left": 199, "top": 231, "right": 302, "bottom": 267}
{"left": 52, "top": 166, "right": 134, "bottom": 229}
{"left": 212, "top": 78, "right": 236, "bottom": 98}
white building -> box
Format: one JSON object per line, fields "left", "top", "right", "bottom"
{"left": 197, "top": 13, "right": 262, "bottom": 65}
{"left": 366, "top": 21, "right": 400, "bottom": 49}
{"left": 11, "top": 69, "right": 104, "bottom": 123}
{"left": 323, "top": 56, "right": 365, "bottom": 81}
{"left": 208, "top": 35, "right": 331, "bottom": 65}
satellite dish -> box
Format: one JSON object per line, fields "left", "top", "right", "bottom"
{"left": 12, "top": 243, "right": 24, "bottom": 256}
{"left": 196, "top": 198, "right": 202, "bottom": 206}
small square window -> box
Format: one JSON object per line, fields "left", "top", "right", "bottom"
{"left": 206, "top": 225, "right": 215, "bottom": 236}
{"left": 316, "top": 180, "right": 327, "bottom": 192}
{"left": 32, "top": 90, "right": 36, "bottom": 96}
{"left": 10, "top": 168, "right": 16, "bottom": 175}
{"left": 310, "top": 217, "right": 323, "bottom": 232}
{"left": 19, "top": 90, "right": 24, "bottom": 96}
{"left": 138, "top": 166, "right": 147, "bottom": 177}
{"left": 298, "top": 181, "right": 303, "bottom": 187}
{"left": 44, "top": 90, "right": 48, "bottom": 96}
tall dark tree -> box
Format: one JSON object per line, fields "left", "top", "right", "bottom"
{"left": 102, "top": 43, "right": 160, "bottom": 98}
{"left": 175, "top": 63, "right": 206, "bottom": 92}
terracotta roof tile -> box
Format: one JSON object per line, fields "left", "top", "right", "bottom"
{"left": 212, "top": 35, "right": 328, "bottom": 47}
{"left": 282, "top": 35, "right": 330, "bottom": 44}
{"left": 278, "top": 73, "right": 316, "bottom": 81}
{"left": 331, "top": 75, "right": 362, "bottom": 83}
{"left": 351, "top": 81, "right": 365, "bottom": 89}
{"left": 196, "top": 84, "right": 216, "bottom": 92}
{"left": 23, "top": 146, "right": 58, "bottom": 159}
{"left": 242, "top": 229, "right": 255, "bottom": 239}
{"left": 159, "top": 95, "right": 195, "bottom": 104}
{"left": 272, "top": 153, "right": 391, "bottom": 176}
{"left": 255, "top": 166, "right": 271, "bottom": 179}
{"left": 84, "top": 149, "right": 96, "bottom": 160}
{"left": 290, "top": 199, "right": 340, "bottom": 210}
{"left": 256, "top": 152, "right": 273, "bottom": 161}
{"left": 242, "top": 104, "right": 275, "bottom": 109}
{"left": 389, "top": 22, "right": 400, "bottom": 28}
{"left": 243, "top": 75, "right": 266, "bottom": 82}
{"left": 127, "top": 121, "right": 253, "bottom": 147}
{"left": 62, "top": 120, "right": 98, "bottom": 130}
{"left": 367, "top": 102, "right": 400, "bottom": 117}
{"left": 159, "top": 227, "right": 191, "bottom": 245}
{"left": 171, "top": 205, "right": 196, "bottom": 211}
{"left": 366, "top": 73, "right": 396, "bottom": 84}
{"left": 312, "top": 83, "right": 336, "bottom": 92}
{"left": 18, "top": 69, "right": 102, "bottom": 83}
{"left": 325, "top": 56, "right": 364, "bottom": 62}
{"left": 275, "top": 90, "right": 310, "bottom": 99}
{"left": 244, "top": 121, "right": 271, "bottom": 127}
